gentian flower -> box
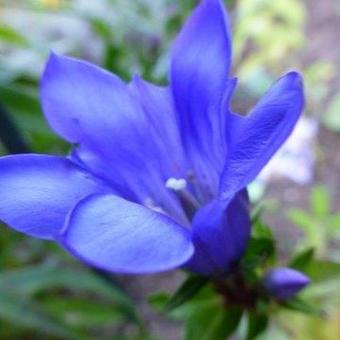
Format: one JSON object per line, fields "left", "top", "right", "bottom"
{"left": 262, "top": 267, "right": 310, "bottom": 299}
{"left": 0, "top": 0, "right": 303, "bottom": 276}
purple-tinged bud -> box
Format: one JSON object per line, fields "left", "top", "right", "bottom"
{"left": 262, "top": 267, "right": 310, "bottom": 300}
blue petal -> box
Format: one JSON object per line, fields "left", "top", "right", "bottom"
{"left": 220, "top": 72, "right": 304, "bottom": 200}
{"left": 263, "top": 267, "right": 310, "bottom": 299}
{"left": 186, "top": 190, "right": 250, "bottom": 276}
{"left": 0, "top": 154, "right": 107, "bottom": 239}
{"left": 170, "top": 0, "right": 233, "bottom": 197}
{"left": 60, "top": 194, "right": 194, "bottom": 274}
{"left": 41, "top": 53, "right": 139, "bottom": 146}
{"left": 128, "top": 76, "right": 186, "bottom": 179}
{"left": 41, "top": 53, "right": 184, "bottom": 220}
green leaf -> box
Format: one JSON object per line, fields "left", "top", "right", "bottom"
{"left": 169, "top": 285, "right": 220, "bottom": 321}
{"left": 0, "top": 289, "right": 81, "bottom": 339}
{"left": 0, "top": 264, "right": 140, "bottom": 336}
{"left": 246, "top": 311, "right": 268, "bottom": 340}
{"left": 90, "top": 18, "right": 112, "bottom": 40}
{"left": 165, "top": 275, "right": 208, "bottom": 312}
{"left": 304, "top": 260, "right": 340, "bottom": 282}
{"left": 0, "top": 263, "right": 133, "bottom": 312}
{"left": 184, "top": 302, "right": 242, "bottom": 340}
{"left": 327, "top": 214, "right": 340, "bottom": 231}
{"left": 287, "top": 208, "right": 314, "bottom": 231}
{"left": 0, "top": 83, "right": 40, "bottom": 118}
{"left": 42, "top": 297, "right": 126, "bottom": 328}
{"left": 148, "top": 292, "right": 170, "bottom": 311}
{"left": 0, "top": 83, "right": 67, "bottom": 152}
{"left": 310, "top": 185, "right": 329, "bottom": 216}
{"left": 242, "top": 237, "right": 275, "bottom": 270}
{"left": 252, "top": 220, "right": 273, "bottom": 239}
{"left": 242, "top": 219, "right": 276, "bottom": 271}
{"left": 281, "top": 297, "right": 324, "bottom": 317}
{"left": 250, "top": 202, "right": 265, "bottom": 223}
{"left": 0, "top": 25, "right": 28, "bottom": 46}
{"left": 289, "top": 247, "right": 315, "bottom": 271}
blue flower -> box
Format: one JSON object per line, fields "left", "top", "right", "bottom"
{"left": 262, "top": 267, "right": 310, "bottom": 299}
{"left": 0, "top": 0, "right": 304, "bottom": 275}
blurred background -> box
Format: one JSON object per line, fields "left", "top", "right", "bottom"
{"left": 0, "top": 0, "right": 339, "bottom": 339}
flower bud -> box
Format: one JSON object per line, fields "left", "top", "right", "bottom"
{"left": 263, "top": 267, "right": 310, "bottom": 299}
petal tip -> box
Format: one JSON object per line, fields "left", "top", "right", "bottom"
{"left": 286, "top": 71, "right": 304, "bottom": 88}
{"left": 44, "top": 51, "right": 65, "bottom": 72}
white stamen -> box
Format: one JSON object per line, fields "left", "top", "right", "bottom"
{"left": 165, "top": 177, "right": 187, "bottom": 191}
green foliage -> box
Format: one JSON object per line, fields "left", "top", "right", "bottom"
{"left": 233, "top": 0, "right": 305, "bottom": 97}
{"left": 287, "top": 185, "right": 340, "bottom": 258}
{"left": 281, "top": 297, "right": 323, "bottom": 317}
{"left": 0, "top": 25, "right": 28, "bottom": 47}
{"left": 0, "top": 289, "right": 81, "bottom": 339}
{"left": 0, "top": 262, "right": 132, "bottom": 307}
{"left": 245, "top": 310, "right": 268, "bottom": 340}
{"left": 184, "top": 302, "right": 242, "bottom": 340}
{"left": 0, "top": 261, "right": 139, "bottom": 338}
{"left": 165, "top": 275, "right": 208, "bottom": 312}
{"left": 154, "top": 284, "right": 243, "bottom": 340}
{"left": 242, "top": 218, "right": 276, "bottom": 273}
{"left": 0, "top": 82, "right": 67, "bottom": 154}
{"left": 289, "top": 247, "right": 315, "bottom": 271}
{"left": 304, "top": 260, "right": 340, "bottom": 283}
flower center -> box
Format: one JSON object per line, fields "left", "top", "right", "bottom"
{"left": 165, "top": 177, "right": 187, "bottom": 191}
{"left": 165, "top": 177, "right": 200, "bottom": 219}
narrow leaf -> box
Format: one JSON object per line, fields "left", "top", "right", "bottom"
{"left": 289, "top": 247, "right": 315, "bottom": 271}
{"left": 165, "top": 275, "right": 208, "bottom": 312}
{"left": 287, "top": 209, "right": 314, "bottom": 230}
{"left": 304, "top": 260, "right": 340, "bottom": 282}
{"left": 281, "top": 297, "right": 324, "bottom": 317}
{"left": 0, "top": 289, "right": 81, "bottom": 339}
{"left": 0, "top": 263, "right": 133, "bottom": 310}
{"left": 310, "top": 185, "right": 329, "bottom": 216}
{"left": 184, "top": 302, "right": 242, "bottom": 340}
{"left": 246, "top": 311, "right": 268, "bottom": 340}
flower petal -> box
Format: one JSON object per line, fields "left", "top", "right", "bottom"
{"left": 128, "top": 76, "right": 186, "bottom": 178}
{"left": 40, "top": 53, "right": 140, "bottom": 146}
{"left": 170, "top": 0, "right": 232, "bottom": 125}
{"left": 220, "top": 72, "right": 304, "bottom": 200}
{"left": 60, "top": 194, "right": 194, "bottom": 274}
{"left": 41, "top": 53, "right": 182, "bottom": 214}
{"left": 170, "top": 0, "right": 233, "bottom": 195}
{"left": 0, "top": 154, "right": 106, "bottom": 239}
{"left": 186, "top": 190, "right": 250, "bottom": 276}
